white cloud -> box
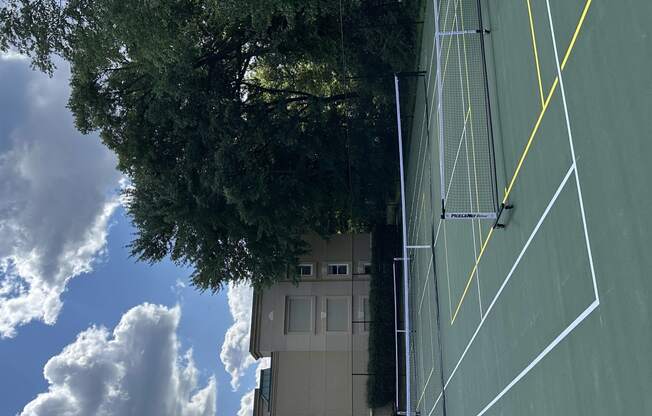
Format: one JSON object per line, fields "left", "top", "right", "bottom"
{"left": 0, "top": 50, "right": 27, "bottom": 61}
{"left": 237, "top": 358, "right": 271, "bottom": 416}
{"left": 237, "top": 389, "right": 256, "bottom": 416}
{"left": 0, "top": 58, "right": 122, "bottom": 337}
{"left": 220, "top": 284, "right": 255, "bottom": 391}
{"left": 171, "top": 278, "right": 188, "bottom": 302}
{"left": 20, "top": 303, "right": 217, "bottom": 416}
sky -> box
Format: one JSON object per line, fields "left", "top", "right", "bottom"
{"left": 0, "top": 53, "right": 264, "bottom": 415}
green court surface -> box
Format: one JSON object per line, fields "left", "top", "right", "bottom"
{"left": 401, "top": 0, "right": 652, "bottom": 415}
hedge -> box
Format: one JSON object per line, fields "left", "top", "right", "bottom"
{"left": 367, "top": 224, "right": 399, "bottom": 409}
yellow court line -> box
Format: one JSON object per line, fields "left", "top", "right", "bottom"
{"left": 504, "top": 0, "right": 592, "bottom": 204}
{"left": 526, "top": 0, "right": 546, "bottom": 108}
{"left": 441, "top": 14, "right": 458, "bottom": 88}
{"left": 562, "top": 0, "right": 593, "bottom": 70}
{"left": 459, "top": 0, "right": 486, "bottom": 305}
{"left": 502, "top": 77, "right": 559, "bottom": 202}
{"left": 443, "top": 107, "right": 472, "bottom": 207}
{"left": 457, "top": 0, "right": 482, "bottom": 222}
{"left": 440, "top": 0, "right": 466, "bottom": 96}
{"left": 450, "top": 0, "right": 594, "bottom": 325}
{"left": 451, "top": 77, "right": 559, "bottom": 325}
{"left": 451, "top": 227, "right": 494, "bottom": 323}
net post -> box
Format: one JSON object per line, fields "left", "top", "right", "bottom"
{"left": 492, "top": 202, "right": 514, "bottom": 229}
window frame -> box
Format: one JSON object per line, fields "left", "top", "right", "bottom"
{"left": 322, "top": 296, "right": 350, "bottom": 334}
{"left": 284, "top": 296, "right": 315, "bottom": 334}
{"left": 326, "top": 263, "right": 350, "bottom": 277}
{"left": 296, "top": 263, "right": 314, "bottom": 278}
{"left": 360, "top": 261, "right": 372, "bottom": 275}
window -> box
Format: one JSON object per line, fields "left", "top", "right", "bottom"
{"left": 285, "top": 297, "right": 313, "bottom": 333}
{"left": 327, "top": 263, "right": 349, "bottom": 276}
{"left": 297, "top": 263, "right": 313, "bottom": 277}
{"left": 259, "top": 368, "right": 272, "bottom": 406}
{"left": 357, "top": 261, "right": 372, "bottom": 275}
{"left": 325, "top": 297, "right": 349, "bottom": 332}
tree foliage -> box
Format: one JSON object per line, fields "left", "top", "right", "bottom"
{"left": 1, "top": 0, "right": 417, "bottom": 289}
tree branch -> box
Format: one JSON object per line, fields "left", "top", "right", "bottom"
{"left": 263, "top": 91, "right": 359, "bottom": 107}
{"left": 242, "top": 81, "right": 317, "bottom": 98}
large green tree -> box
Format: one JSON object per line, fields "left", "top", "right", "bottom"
{"left": 1, "top": 0, "right": 415, "bottom": 289}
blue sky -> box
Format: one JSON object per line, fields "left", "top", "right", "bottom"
{"left": 0, "top": 54, "right": 260, "bottom": 415}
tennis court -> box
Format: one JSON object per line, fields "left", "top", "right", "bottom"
{"left": 399, "top": 0, "right": 652, "bottom": 414}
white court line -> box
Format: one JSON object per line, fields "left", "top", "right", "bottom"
{"left": 419, "top": 188, "right": 429, "bottom": 241}
{"left": 409, "top": 0, "right": 458, "bottom": 242}
{"left": 433, "top": 0, "right": 457, "bottom": 209}
{"left": 408, "top": 259, "right": 424, "bottom": 398}
{"left": 438, "top": 0, "right": 462, "bottom": 112}
{"left": 406, "top": 1, "right": 453, "bottom": 413}
{"left": 458, "top": 0, "right": 485, "bottom": 317}
{"left": 412, "top": 116, "right": 431, "bottom": 230}
{"left": 441, "top": 0, "right": 455, "bottom": 41}
{"left": 418, "top": 257, "right": 434, "bottom": 315}
{"left": 417, "top": 367, "right": 436, "bottom": 409}
{"left": 443, "top": 220, "right": 453, "bottom": 319}
{"left": 408, "top": 130, "right": 428, "bottom": 241}
{"left": 416, "top": 0, "right": 458, "bottom": 240}
{"left": 473, "top": 218, "right": 485, "bottom": 316}
{"left": 410, "top": 0, "right": 450, "bottom": 396}
{"left": 545, "top": 0, "right": 599, "bottom": 301}
{"left": 440, "top": 18, "right": 480, "bottom": 217}
{"left": 427, "top": 0, "right": 445, "bottom": 85}
{"left": 409, "top": 54, "right": 445, "bottom": 243}
{"left": 472, "top": 226, "right": 484, "bottom": 319}
{"left": 409, "top": 65, "right": 439, "bottom": 242}
{"left": 417, "top": 293, "right": 427, "bottom": 403}
{"left": 426, "top": 5, "right": 602, "bottom": 416}
{"left": 414, "top": 1, "right": 480, "bottom": 410}
{"left": 429, "top": 163, "right": 576, "bottom": 415}
{"left": 443, "top": 108, "right": 471, "bottom": 206}
{"left": 426, "top": 263, "right": 438, "bottom": 381}
{"left": 417, "top": 262, "right": 439, "bottom": 411}
{"left": 432, "top": 216, "right": 454, "bottom": 321}
{"left": 408, "top": 73, "right": 433, "bottom": 224}
{"left": 408, "top": 0, "right": 446, "bottom": 241}
{"left": 434, "top": 217, "right": 443, "bottom": 246}
{"left": 475, "top": 11, "right": 605, "bottom": 405}
{"left": 453, "top": 12, "right": 483, "bottom": 319}
{"left": 408, "top": 52, "right": 436, "bottom": 241}
{"left": 412, "top": 0, "right": 468, "bottom": 406}
{"left": 476, "top": 299, "right": 599, "bottom": 415}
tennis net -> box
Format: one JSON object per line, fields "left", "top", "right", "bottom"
{"left": 435, "top": 0, "right": 499, "bottom": 220}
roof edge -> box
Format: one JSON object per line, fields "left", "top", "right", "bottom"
{"left": 249, "top": 287, "right": 263, "bottom": 359}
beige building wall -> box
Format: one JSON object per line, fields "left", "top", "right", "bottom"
{"left": 250, "top": 232, "right": 375, "bottom": 416}
{"left": 253, "top": 279, "right": 370, "bottom": 356}
{"left": 297, "top": 232, "right": 373, "bottom": 279}
{"left": 251, "top": 232, "right": 372, "bottom": 357}
{"left": 270, "top": 351, "right": 370, "bottom": 416}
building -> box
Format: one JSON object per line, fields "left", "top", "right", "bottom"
{"left": 249, "top": 232, "right": 385, "bottom": 416}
